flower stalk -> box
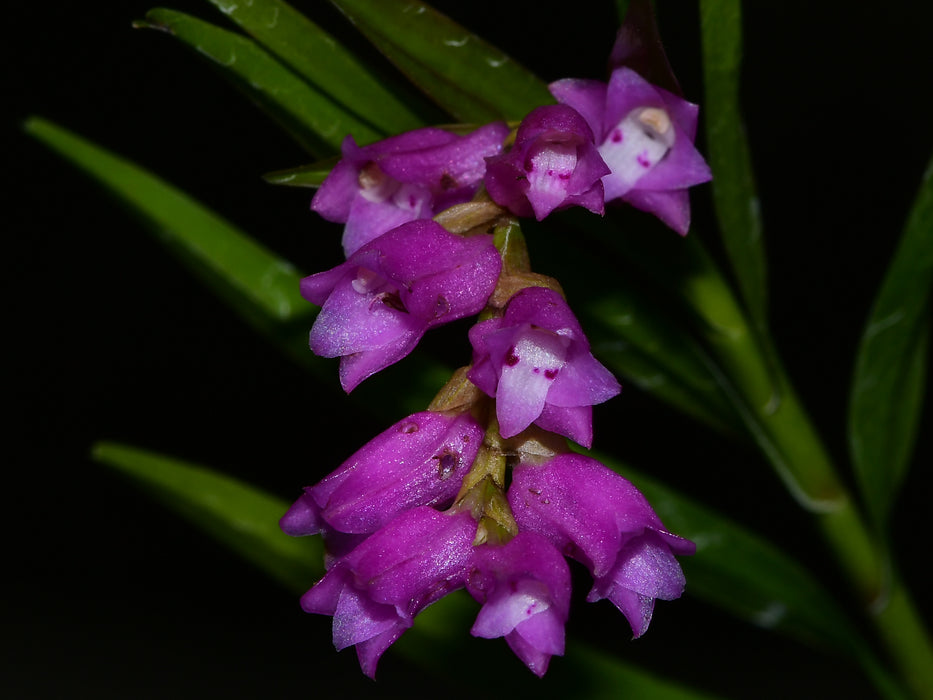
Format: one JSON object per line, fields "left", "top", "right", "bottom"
{"left": 694, "top": 251, "right": 933, "bottom": 698}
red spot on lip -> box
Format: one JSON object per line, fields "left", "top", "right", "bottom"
{"left": 637, "top": 152, "right": 651, "bottom": 168}
{"left": 544, "top": 368, "right": 558, "bottom": 380}
{"left": 611, "top": 129, "right": 623, "bottom": 143}
{"left": 504, "top": 347, "right": 520, "bottom": 366}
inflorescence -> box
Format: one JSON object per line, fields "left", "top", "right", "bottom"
{"left": 281, "top": 10, "right": 710, "bottom": 678}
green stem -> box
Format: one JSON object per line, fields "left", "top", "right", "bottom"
{"left": 872, "top": 575, "right": 933, "bottom": 699}
{"left": 698, "top": 273, "right": 933, "bottom": 698}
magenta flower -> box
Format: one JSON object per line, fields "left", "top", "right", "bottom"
{"left": 468, "top": 286, "right": 620, "bottom": 447}
{"left": 550, "top": 67, "right": 711, "bottom": 234}
{"left": 312, "top": 123, "right": 509, "bottom": 256}
{"left": 484, "top": 105, "right": 609, "bottom": 221}
{"left": 509, "top": 453, "right": 695, "bottom": 638}
{"left": 280, "top": 410, "right": 482, "bottom": 538}
{"left": 300, "top": 506, "right": 476, "bottom": 678}
{"left": 467, "top": 532, "right": 571, "bottom": 677}
{"left": 301, "top": 220, "right": 501, "bottom": 392}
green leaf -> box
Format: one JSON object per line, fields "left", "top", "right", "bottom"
{"left": 96, "top": 442, "right": 718, "bottom": 699}
{"left": 849, "top": 152, "right": 933, "bottom": 528}
{"left": 25, "top": 116, "right": 454, "bottom": 415}
{"left": 399, "top": 592, "right": 721, "bottom": 699}
{"left": 328, "top": 0, "right": 553, "bottom": 122}
{"left": 24, "top": 116, "right": 308, "bottom": 326}
{"left": 262, "top": 159, "right": 337, "bottom": 188}
{"left": 139, "top": 8, "right": 379, "bottom": 154}
{"left": 204, "top": 0, "right": 430, "bottom": 136}
{"left": 614, "top": 0, "right": 633, "bottom": 24}
{"left": 591, "top": 453, "right": 898, "bottom": 691}
{"left": 92, "top": 441, "right": 322, "bottom": 591}
{"left": 699, "top": 0, "right": 768, "bottom": 330}
{"left": 583, "top": 291, "right": 742, "bottom": 436}
{"left": 532, "top": 213, "right": 744, "bottom": 435}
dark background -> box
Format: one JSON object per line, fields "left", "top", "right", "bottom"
{"left": 7, "top": 1, "right": 932, "bottom": 698}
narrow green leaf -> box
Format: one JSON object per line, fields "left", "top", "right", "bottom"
{"left": 96, "top": 442, "right": 717, "bottom": 698}
{"left": 328, "top": 0, "right": 553, "bottom": 122}
{"left": 205, "top": 0, "right": 429, "bottom": 135}
{"left": 699, "top": 0, "right": 768, "bottom": 329}
{"left": 262, "top": 160, "right": 336, "bottom": 188}
{"left": 92, "top": 441, "right": 322, "bottom": 592}
{"left": 614, "top": 0, "right": 633, "bottom": 24}
{"left": 593, "top": 452, "right": 892, "bottom": 678}
{"left": 532, "top": 213, "right": 743, "bottom": 435}
{"left": 584, "top": 292, "right": 742, "bottom": 435}
{"left": 399, "top": 592, "right": 721, "bottom": 699}
{"left": 26, "top": 116, "right": 454, "bottom": 416}
{"left": 140, "top": 8, "right": 379, "bottom": 153}
{"left": 24, "top": 116, "right": 308, "bottom": 325}
{"left": 849, "top": 152, "right": 933, "bottom": 528}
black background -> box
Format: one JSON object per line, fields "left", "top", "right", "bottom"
{"left": 7, "top": 1, "right": 933, "bottom": 698}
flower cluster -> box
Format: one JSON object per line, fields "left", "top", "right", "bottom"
{"left": 283, "top": 11, "right": 704, "bottom": 679}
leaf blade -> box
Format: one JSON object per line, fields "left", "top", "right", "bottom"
{"left": 328, "top": 0, "right": 553, "bottom": 122}
{"left": 699, "top": 0, "right": 768, "bottom": 328}
{"left": 848, "top": 153, "right": 933, "bottom": 527}
{"left": 591, "top": 451, "right": 891, "bottom": 675}
{"left": 92, "top": 441, "right": 322, "bottom": 592}
{"left": 141, "top": 8, "right": 379, "bottom": 153}
{"left": 96, "top": 441, "right": 720, "bottom": 698}
{"left": 533, "top": 213, "right": 744, "bottom": 435}
{"left": 24, "top": 116, "right": 309, "bottom": 325}
{"left": 400, "top": 593, "right": 723, "bottom": 699}
{"left": 205, "top": 0, "right": 429, "bottom": 135}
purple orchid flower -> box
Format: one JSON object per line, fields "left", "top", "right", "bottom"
{"left": 312, "top": 123, "right": 509, "bottom": 256}
{"left": 300, "top": 506, "right": 476, "bottom": 678}
{"left": 280, "top": 410, "right": 482, "bottom": 539}
{"left": 509, "top": 453, "right": 695, "bottom": 638}
{"left": 550, "top": 67, "right": 711, "bottom": 234}
{"left": 468, "top": 286, "right": 620, "bottom": 448}
{"left": 301, "top": 220, "right": 502, "bottom": 392}
{"left": 484, "top": 105, "right": 610, "bottom": 221}
{"left": 467, "top": 532, "right": 572, "bottom": 677}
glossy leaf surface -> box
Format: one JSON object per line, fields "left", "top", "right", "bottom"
{"left": 534, "top": 212, "right": 747, "bottom": 435}
{"left": 140, "top": 8, "right": 377, "bottom": 154}
{"left": 96, "top": 441, "right": 720, "bottom": 698}
{"left": 329, "top": 0, "right": 552, "bottom": 122}
{"left": 25, "top": 117, "right": 452, "bottom": 414}
{"left": 93, "top": 441, "right": 322, "bottom": 592}
{"left": 699, "top": 0, "right": 768, "bottom": 329}
{"left": 849, "top": 153, "right": 933, "bottom": 528}
{"left": 262, "top": 160, "right": 336, "bottom": 188}
{"left": 205, "top": 0, "right": 429, "bottom": 136}
{"left": 25, "top": 117, "right": 308, "bottom": 324}
{"left": 400, "top": 592, "right": 721, "bottom": 699}
{"left": 595, "top": 453, "right": 895, "bottom": 685}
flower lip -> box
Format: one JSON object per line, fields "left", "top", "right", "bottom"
{"left": 484, "top": 104, "right": 609, "bottom": 221}
{"left": 466, "top": 532, "right": 572, "bottom": 677}
{"left": 549, "top": 66, "right": 712, "bottom": 235}
{"left": 299, "top": 506, "right": 477, "bottom": 678}
{"left": 508, "top": 452, "right": 694, "bottom": 638}
{"left": 468, "top": 286, "right": 620, "bottom": 446}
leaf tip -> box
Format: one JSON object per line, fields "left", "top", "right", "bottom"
{"left": 21, "top": 115, "right": 47, "bottom": 137}
{"left": 90, "top": 440, "right": 123, "bottom": 465}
